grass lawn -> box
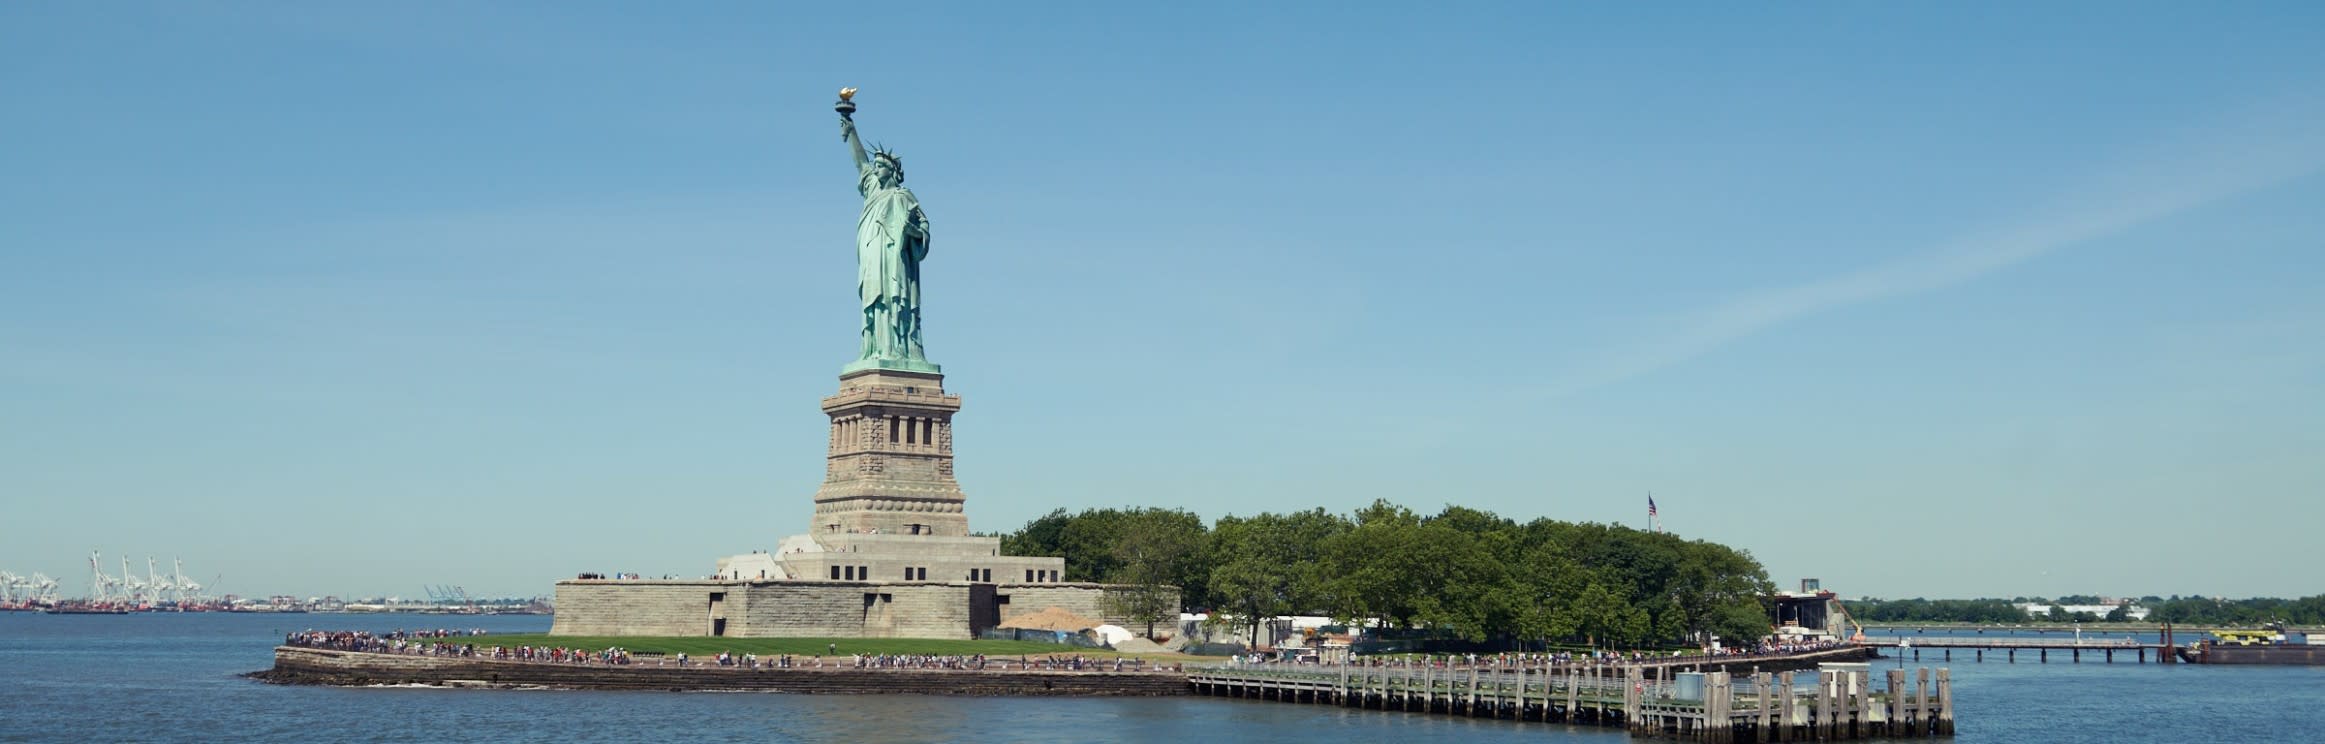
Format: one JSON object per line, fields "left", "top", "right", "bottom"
{"left": 428, "top": 634, "right": 1200, "bottom": 660}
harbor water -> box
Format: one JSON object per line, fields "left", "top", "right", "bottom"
{"left": 3, "top": 613, "right": 2320, "bottom": 743}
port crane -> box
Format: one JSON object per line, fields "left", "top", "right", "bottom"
{"left": 88, "top": 551, "right": 120, "bottom": 602}
{"left": 424, "top": 585, "right": 475, "bottom": 611}
{"left": 1, "top": 571, "right": 60, "bottom": 604}
{"left": 74, "top": 551, "right": 209, "bottom": 605}
{"left": 171, "top": 558, "right": 204, "bottom": 603}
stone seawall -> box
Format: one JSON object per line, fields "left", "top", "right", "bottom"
{"left": 551, "top": 579, "right": 1169, "bottom": 639}
{"left": 252, "top": 647, "right": 1191, "bottom": 696}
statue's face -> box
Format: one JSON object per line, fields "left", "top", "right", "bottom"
{"left": 870, "top": 159, "right": 901, "bottom": 187}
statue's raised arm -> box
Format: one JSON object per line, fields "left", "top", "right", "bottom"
{"left": 838, "top": 87, "right": 867, "bottom": 171}
{"left": 842, "top": 115, "right": 869, "bottom": 171}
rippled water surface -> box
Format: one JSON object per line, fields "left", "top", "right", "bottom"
{"left": 2, "top": 614, "right": 2319, "bottom": 743}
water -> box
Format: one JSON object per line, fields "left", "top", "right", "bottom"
{"left": 3, "top": 613, "right": 2320, "bottom": 743}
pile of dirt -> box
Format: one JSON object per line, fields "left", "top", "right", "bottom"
{"left": 995, "top": 607, "right": 1100, "bottom": 632}
{"left": 1111, "top": 637, "right": 1167, "bottom": 654}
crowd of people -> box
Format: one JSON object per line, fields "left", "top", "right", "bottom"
{"left": 1233, "top": 640, "right": 1855, "bottom": 671}
{"left": 661, "top": 653, "right": 1156, "bottom": 672}
{"left": 1727, "top": 637, "right": 1849, "bottom": 658}
{"left": 283, "top": 629, "right": 640, "bottom": 665}
{"left": 282, "top": 630, "right": 1178, "bottom": 673}
{"left": 284, "top": 628, "right": 492, "bottom": 656}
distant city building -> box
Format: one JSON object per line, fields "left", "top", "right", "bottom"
{"left": 2014, "top": 601, "right": 2149, "bottom": 621}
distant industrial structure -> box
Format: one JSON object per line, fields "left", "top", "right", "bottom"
{"left": 2014, "top": 600, "right": 2150, "bottom": 621}
{"left": 0, "top": 571, "right": 61, "bottom": 607}
{"left": 1774, "top": 578, "right": 1861, "bottom": 642}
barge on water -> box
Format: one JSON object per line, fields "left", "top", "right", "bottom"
{"left": 2178, "top": 627, "right": 2325, "bottom": 665}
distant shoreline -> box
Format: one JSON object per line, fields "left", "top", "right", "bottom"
{"left": 1859, "top": 622, "right": 2321, "bottom": 632}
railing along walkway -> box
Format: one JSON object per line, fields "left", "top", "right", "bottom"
{"left": 1191, "top": 654, "right": 1954, "bottom": 741}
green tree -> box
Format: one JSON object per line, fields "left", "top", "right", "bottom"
{"left": 1057, "top": 508, "right": 1133, "bottom": 582}
{"left": 998, "top": 508, "right": 1073, "bottom": 558}
{"left": 1001, "top": 500, "right": 1782, "bottom": 652}
{"left": 1207, "top": 508, "right": 1348, "bottom": 646}
{"left": 1572, "top": 580, "right": 1649, "bottom": 649}
{"left": 1404, "top": 522, "right": 1522, "bottom": 641}
{"left": 1099, "top": 508, "right": 1207, "bottom": 638}
{"left": 1319, "top": 500, "right": 1426, "bottom": 629}
{"left": 1514, "top": 537, "right": 1592, "bottom": 641}
{"left": 1670, "top": 541, "right": 1775, "bottom": 643}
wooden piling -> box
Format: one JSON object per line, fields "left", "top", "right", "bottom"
{"left": 1935, "top": 667, "right": 1955, "bottom": 735}
{"left": 1888, "top": 668, "right": 1906, "bottom": 737}
{"left": 1915, "top": 666, "right": 1931, "bottom": 737}
{"left": 1709, "top": 671, "right": 1730, "bottom": 744}
{"left": 1854, "top": 670, "right": 1871, "bottom": 738}
{"left": 1538, "top": 664, "right": 1550, "bottom": 721}
{"left": 1467, "top": 665, "right": 1480, "bottom": 716}
{"left": 1566, "top": 667, "right": 1579, "bottom": 722}
{"left": 1596, "top": 664, "right": 1607, "bottom": 722}
{"left": 1417, "top": 663, "right": 1428, "bottom": 712}
{"left": 1779, "top": 670, "right": 1797, "bottom": 742}
{"left": 1818, "top": 672, "right": 1836, "bottom": 740}
{"left": 1758, "top": 670, "right": 1775, "bottom": 738}
{"left": 1623, "top": 667, "right": 1640, "bottom": 733}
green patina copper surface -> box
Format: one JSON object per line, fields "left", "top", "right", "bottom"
{"left": 837, "top": 93, "right": 939, "bottom": 375}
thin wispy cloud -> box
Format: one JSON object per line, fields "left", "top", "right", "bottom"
{"left": 1537, "top": 96, "right": 2325, "bottom": 399}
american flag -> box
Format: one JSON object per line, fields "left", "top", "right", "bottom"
{"left": 1648, "top": 494, "right": 1661, "bottom": 533}
{"left": 1648, "top": 495, "right": 1658, "bottom": 517}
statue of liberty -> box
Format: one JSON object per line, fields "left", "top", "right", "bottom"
{"left": 835, "top": 88, "right": 936, "bottom": 373}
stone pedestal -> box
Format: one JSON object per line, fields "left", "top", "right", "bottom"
{"left": 811, "top": 368, "right": 968, "bottom": 537}
{"left": 548, "top": 363, "right": 1146, "bottom": 640}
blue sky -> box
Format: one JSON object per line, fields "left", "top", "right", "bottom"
{"left": 3, "top": 2, "right": 2320, "bottom": 601}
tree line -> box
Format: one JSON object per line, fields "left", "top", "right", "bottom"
{"left": 993, "top": 500, "right": 1776, "bottom": 647}
{"left": 2147, "top": 596, "right": 2325, "bottom": 626}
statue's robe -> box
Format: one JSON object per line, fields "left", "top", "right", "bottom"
{"left": 856, "top": 172, "right": 929, "bottom": 360}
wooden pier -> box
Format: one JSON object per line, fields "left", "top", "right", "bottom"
{"left": 1867, "top": 636, "right": 2175, "bottom": 664}
{"left": 1189, "top": 661, "right": 1953, "bottom": 741}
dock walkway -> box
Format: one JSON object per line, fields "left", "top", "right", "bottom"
{"left": 1868, "top": 636, "right": 2171, "bottom": 664}
{"left": 1190, "top": 657, "right": 1953, "bottom": 741}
